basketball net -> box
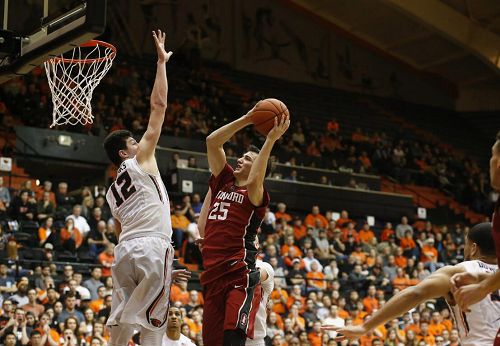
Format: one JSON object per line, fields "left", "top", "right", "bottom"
{"left": 44, "top": 40, "right": 116, "bottom": 127}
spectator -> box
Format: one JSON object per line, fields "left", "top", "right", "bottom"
{"left": 304, "top": 206, "right": 328, "bottom": 229}
{"left": 306, "top": 262, "right": 326, "bottom": 291}
{"left": 10, "top": 190, "right": 36, "bottom": 221}
{"left": 97, "top": 244, "right": 114, "bottom": 278}
{"left": 380, "top": 222, "right": 395, "bottom": 242}
{"left": 89, "top": 286, "right": 106, "bottom": 314}
{"left": 396, "top": 216, "right": 413, "bottom": 239}
{"left": 0, "top": 177, "right": 10, "bottom": 208}
{"left": 60, "top": 218, "right": 83, "bottom": 252}
{"left": 57, "top": 294, "right": 84, "bottom": 324}
{"left": 275, "top": 203, "right": 292, "bottom": 222}
{"left": 0, "top": 264, "right": 16, "bottom": 297}
{"left": 36, "top": 191, "right": 55, "bottom": 221}
{"left": 171, "top": 205, "right": 190, "bottom": 250}
{"left": 55, "top": 182, "right": 74, "bottom": 218}
{"left": 22, "top": 289, "right": 44, "bottom": 318}
{"left": 83, "top": 268, "right": 104, "bottom": 301}
{"left": 66, "top": 205, "right": 90, "bottom": 236}
{"left": 87, "top": 221, "right": 109, "bottom": 257}
{"left": 11, "top": 280, "right": 29, "bottom": 307}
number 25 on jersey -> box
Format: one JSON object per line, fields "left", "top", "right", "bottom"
{"left": 208, "top": 202, "right": 230, "bottom": 221}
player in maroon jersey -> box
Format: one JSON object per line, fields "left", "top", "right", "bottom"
{"left": 451, "top": 130, "right": 500, "bottom": 346}
{"left": 198, "top": 108, "right": 289, "bottom": 346}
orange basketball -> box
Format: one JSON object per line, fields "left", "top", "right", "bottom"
{"left": 251, "top": 98, "right": 290, "bottom": 136}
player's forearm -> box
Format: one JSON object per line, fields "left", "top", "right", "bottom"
{"left": 206, "top": 115, "right": 251, "bottom": 148}
{"left": 363, "top": 286, "right": 423, "bottom": 331}
{"left": 480, "top": 270, "right": 500, "bottom": 293}
{"left": 247, "top": 138, "right": 274, "bottom": 187}
{"left": 148, "top": 62, "right": 168, "bottom": 128}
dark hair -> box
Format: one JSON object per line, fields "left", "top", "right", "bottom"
{"left": 467, "top": 222, "right": 496, "bottom": 257}
{"left": 497, "top": 130, "right": 500, "bottom": 141}
{"left": 247, "top": 145, "right": 273, "bottom": 177}
{"left": 103, "top": 130, "right": 133, "bottom": 166}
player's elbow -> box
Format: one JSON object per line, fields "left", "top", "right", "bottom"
{"left": 151, "top": 101, "right": 167, "bottom": 111}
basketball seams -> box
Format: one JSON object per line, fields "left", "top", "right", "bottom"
{"left": 251, "top": 99, "right": 289, "bottom": 136}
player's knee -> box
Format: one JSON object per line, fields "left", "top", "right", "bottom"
{"left": 223, "top": 329, "right": 246, "bottom": 346}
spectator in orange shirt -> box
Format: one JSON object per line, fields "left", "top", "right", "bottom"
{"left": 404, "top": 311, "right": 421, "bottom": 334}
{"left": 293, "top": 218, "right": 307, "bottom": 241}
{"left": 394, "top": 247, "right": 408, "bottom": 268}
{"left": 352, "top": 127, "right": 368, "bottom": 142}
{"left": 380, "top": 222, "right": 395, "bottom": 242}
{"left": 308, "top": 321, "right": 323, "bottom": 346}
{"left": 362, "top": 285, "right": 379, "bottom": 315}
{"left": 336, "top": 210, "right": 354, "bottom": 228}
{"left": 171, "top": 204, "right": 190, "bottom": 249}
{"left": 428, "top": 311, "right": 446, "bottom": 337}
{"left": 306, "top": 140, "right": 321, "bottom": 157}
{"left": 420, "top": 238, "right": 441, "bottom": 272}
{"left": 97, "top": 244, "right": 114, "bottom": 277}
{"left": 342, "top": 222, "right": 360, "bottom": 243}
{"left": 60, "top": 218, "right": 83, "bottom": 252}
{"left": 281, "top": 235, "right": 303, "bottom": 258}
{"left": 88, "top": 286, "right": 106, "bottom": 314}
{"left": 392, "top": 267, "right": 411, "bottom": 291}
{"left": 170, "top": 281, "right": 189, "bottom": 305}
{"left": 400, "top": 230, "right": 418, "bottom": 258}
{"left": 38, "top": 217, "right": 56, "bottom": 247}
{"left": 288, "top": 304, "right": 306, "bottom": 333}
{"left": 306, "top": 262, "right": 326, "bottom": 291}
{"left": 270, "top": 282, "right": 289, "bottom": 315}
{"left": 275, "top": 202, "right": 292, "bottom": 222}
{"left": 358, "top": 151, "right": 372, "bottom": 172}
{"left": 440, "top": 308, "right": 453, "bottom": 332}
{"left": 327, "top": 119, "right": 339, "bottom": 134}
{"left": 358, "top": 223, "right": 375, "bottom": 246}
{"left": 350, "top": 246, "right": 367, "bottom": 264}
{"left": 304, "top": 205, "right": 329, "bottom": 229}
{"left": 418, "top": 321, "right": 436, "bottom": 345}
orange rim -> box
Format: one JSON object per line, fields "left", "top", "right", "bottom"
{"left": 48, "top": 40, "right": 117, "bottom": 64}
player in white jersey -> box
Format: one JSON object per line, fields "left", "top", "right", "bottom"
{"left": 103, "top": 30, "right": 189, "bottom": 346}
{"left": 322, "top": 222, "right": 500, "bottom": 346}
{"left": 246, "top": 258, "right": 274, "bottom": 346}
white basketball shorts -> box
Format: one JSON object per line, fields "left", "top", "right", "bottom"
{"left": 106, "top": 236, "right": 173, "bottom": 331}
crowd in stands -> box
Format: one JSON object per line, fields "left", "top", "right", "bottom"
{"left": 0, "top": 171, "right": 471, "bottom": 345}
{"left": 0, "top": 59, "right": 495, "bottom": 215}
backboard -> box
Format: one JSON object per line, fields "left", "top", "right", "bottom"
{"left": 0, "top": 0, "right": 107, "bottom": 83}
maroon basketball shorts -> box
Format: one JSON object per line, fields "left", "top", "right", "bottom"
{"left": 202, "top": 269, "right": 262, "bottom": 346}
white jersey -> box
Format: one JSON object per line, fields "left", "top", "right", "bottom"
{"left": 106, "top": 158, "right": 172, "bottom": 242}
{"left": 447, "top": 260, "right": 500, "bottom": 346}
{"left": 246, "top": 260, "right": 274, "bottom": 346}
{"left": 162, "top": 333, "right": 196, "bottom": 346}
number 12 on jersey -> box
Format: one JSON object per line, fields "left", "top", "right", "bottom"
{"left": 208, "top": 202, "right": 230, "bottom": 220}
{"left": 111, "top": 171, "right": 137, "bottom": 207}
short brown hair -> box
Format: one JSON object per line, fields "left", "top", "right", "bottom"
{"left": 103, "top": 130, "right": 133, "bottom": 166}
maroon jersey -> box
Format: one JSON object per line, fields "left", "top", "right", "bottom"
{"left": 493, "top": 197, "right": 500, "bottom": 265}
{"left": 201, "top": 163, "right": 269, "bottom": 285}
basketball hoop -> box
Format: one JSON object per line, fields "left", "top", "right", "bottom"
{"left": 44, "top": 40, "right": 116, "bottom": 127}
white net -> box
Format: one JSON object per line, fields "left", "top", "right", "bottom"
{"left": 44, "top": 41, "right": 116, "bottom": 127}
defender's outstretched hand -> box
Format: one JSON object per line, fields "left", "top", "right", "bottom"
{"left": 152, "top": 29, "right": 173, "bottom": 63}
{"left": 267, "top": 115, "right": 290, "bottom": 142}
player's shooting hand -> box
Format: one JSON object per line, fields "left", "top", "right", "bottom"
{"left": 172, "top": 269, "right": 191, "bottom": 284}
{"left": 152, "top": 29, "right": 173, "bottom": 63}
{"left": 267, "top": 115, "right": 290, "bottom": 142}
{"left": 321, "top": 325, "right": 368, "bottom": 341}
{"left": 453, "top": 282, "right": 488, "bottom": 312}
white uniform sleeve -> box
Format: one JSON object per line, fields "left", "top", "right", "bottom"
{"left": 259, "top": 261, "right": 275, "bottom": 295}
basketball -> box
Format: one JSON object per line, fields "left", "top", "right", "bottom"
{"left": 251, "top": 98, "right": 290, "bottom": 136}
